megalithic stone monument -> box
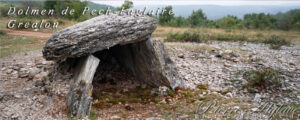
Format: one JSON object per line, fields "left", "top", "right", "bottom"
{"left": 42, "top": 14, "right": 184, "bottom": 118}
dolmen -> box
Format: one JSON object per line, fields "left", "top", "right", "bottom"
{"left": 43, "top": 14, "right": 183, "bottom": 118}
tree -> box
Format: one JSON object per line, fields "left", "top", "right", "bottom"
{"left": 44, "top": 0, "right": 57, "bottom": 10}
{"left": 243, "top": 13, "right": 277, "bottom": 29}
{"left": 277, "top": 17, "right": 292, "bottom": 30}
{"left": 53, "top": 0, "right": 87, "bottom": 20}
{"left": 188, "top": 9, "right": 207, "bottom": 27}
{"left": 116, "top": 0, "right": 133, "bottom": 11}
{"left": 168, "top": 16, "right": 188, "bottom": 27}
{"left": 158, "top": 6, "right": 174, "bottom": 25}
{"left": 215, "top": 15, "right": 242, "bottom": 29}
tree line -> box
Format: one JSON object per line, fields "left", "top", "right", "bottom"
{"left": 1, "top": 0, "right": 299, "bottom": 31}
{"left": 159, "top": 6, "right": 300, "bottom": 31}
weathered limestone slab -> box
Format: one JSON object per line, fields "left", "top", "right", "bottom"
{"left": 111, "top": 38, "right": 183, "bottom": 89}
{"left": 67, "top": 55, "right": 100, "bottom": 118}
{"left": 43, "top": 14, "right": 157, "bottom": 61}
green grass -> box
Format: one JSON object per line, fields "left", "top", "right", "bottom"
{"left": 92, "top": 86, "right": 159, "bottom": 109}
{"left": 0, "top": 46, "right": 42, "bottom": 58}
{"left": 0, "top": 36, "right": 36, "bottom": 46}
{"left": 0, "top": 34, "right": 46, "bottom": 58}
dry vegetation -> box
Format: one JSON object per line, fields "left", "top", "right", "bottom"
{"left": 0, "top": 34, "right": 47, "bottom": 58}
{"left": 87, "top": 84, "right": 254, "bottom": 119}
{"left": 153, "top": 26, "right": 300, "bottom": 45}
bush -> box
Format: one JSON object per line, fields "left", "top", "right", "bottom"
{"left": 214, "top": 33, "right": 248, "bottom": 42}
{"left": 168, "top": 16, "right": 189, "bottom": 27}
{"left": 165, "top": 32, "right": 206, "bottom": 43}
{"left": 263, "top": 35, "right": 290, "bottom": 49}
{"left": 165, "top": 31, "right": 249, "bottom": 43}
{"left": 57, "top": 19, "right": 65, "bottom": 25}
{"left": 243, "top": 68, "right": 283, "bottom": 92}
{"left": 0, "top": 5, "right": 10, "bottom": 17}
{"left": 0, "top": 29, "right": 6, "bottom": 36}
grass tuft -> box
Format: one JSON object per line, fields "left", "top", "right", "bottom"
{"left": 242, "top": 68, "right": 283, "bottom": 92}
{"left": 263, "top": 35, "right": 290, "bottom": 49}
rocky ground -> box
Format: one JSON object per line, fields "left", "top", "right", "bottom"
{"left": 0, "top": 41, "right": 299, "bottom": 119}
{"left": 166, "top": 41, "right": 300, "bottom": 103}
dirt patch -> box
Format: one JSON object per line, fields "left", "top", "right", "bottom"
{"left": 3, "top": 29, "right": 52, "bottom": 38}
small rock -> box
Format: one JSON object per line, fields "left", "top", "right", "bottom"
{"left": 233, "top": 106, "right": 240, "bottom": 109}
{"left": 11, "top": 114, "right": 18, "bottom": 120}
{"left": 28, "top": 67, "right": 40, "bottom": 79}
{"left": 158, "top": 86, "right": 169, "bottom": 96}
{"left": 12, "top": 66, "right": 19, "bottom": 71}
{"left": 159, "top": 99, "right": 167, "bottom": 104}
{"left": 224, "top": 63, "right": 231, "bottom": 67}
{"left": 198, "top": 54, "right": 206, "bottom": 58}
{"left": 32, "top": 96, "right": 38, "bottom": 101}
{"left": 110, "top": 115, "right": 121, "bottom": 119}
{"left": 251, "top": 108, "right": 258, "bottom": 112}
{"left": 289, "top": 62, "right": 295, "bottom": 66}
{"left": 6, "top": 69, "right": 13, "bottom": 74}
{"left": 254, "top": 93, "right": 261, "bottom": 103}
{"left": 178, "top": 54, "right": 184, "bottom": 59}
{"left": 225, "top": 92, "right": 233, "bottom": 98}
{"left": 12, "top": 70, "right": 18, "bottom": 75}
{"left": 179, "top": 115, "right": 189, "bottom": 119}
{"left": 145, "top": 117, "right": 162, "bottom": 120}
{"left": 125, "top": 105, "right": 134, "bottom": 111}
{"left": 251, "top": 56, "right": 261, "bottom": 62}
{"left": 215, "top": 54, "right": 222, "bottom": 58}
{"left": 231, "top": 53, "right": 239, "bottom": 57}
{"left": 1, "top": 67, "right": 6, "bottom": 71}
{"left": 35, "top": 80, "right": 45, "bottom": 87}
{"left": 296, "top": 66, "right": 300, "bottom": 71}
{"left": 18, "top": 68, "right": 28, "bottom": 78}
{"left": 233, "top": 58, "right": 240, "bottom": 62}
{"left": 14, "top": 94, "right": 21, "bottom": 99}
{"left": 224, "top": 50, "right": 233, "bottom": 54}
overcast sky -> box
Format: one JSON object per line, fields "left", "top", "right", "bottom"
{"left": 92, "top": 0, "right": 300, "bottom": 7}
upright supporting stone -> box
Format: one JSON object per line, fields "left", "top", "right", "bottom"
{"left": 111, "top": 38, "right": 183, "bottom": 89}
{"left": 67, "top": 55, "right": 100, "bottom": 118}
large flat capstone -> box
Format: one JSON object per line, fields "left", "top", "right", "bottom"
{"left": 43, "top": 14, "right": 157, "bottom": 60}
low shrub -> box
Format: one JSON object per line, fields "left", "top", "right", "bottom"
{"left": 57, "top": 19, "right": 65, "bottom": 25}
{"left": 165, "top": 31, "right": 248, "bottom": 43}
{"left": 243, "top": 68, "right": 283, "bottom": 92}
{"left": 263, "top": 35, "right": 290, "bottom": 49}
{"left": 165, "top": 32, "right": 206, "bottom": 43}
{"left": 214, "top": 33, "right": 248, "bottom": 41}
{"left": 0, "top": 29, "right": 6, "bottom": 36}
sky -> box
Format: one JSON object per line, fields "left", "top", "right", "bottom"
{"left": 92, "top": 0, "right": 300, "bottom": 7}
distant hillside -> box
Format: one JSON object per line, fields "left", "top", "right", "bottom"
{"left": 0, "top": 1, "right": 114, "bottom": 10}
{"left": 134, "top": 5, "right": 300, "bottom": 19}
{"left": 87, "top": 1, "right": 115, "bottom": 10}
